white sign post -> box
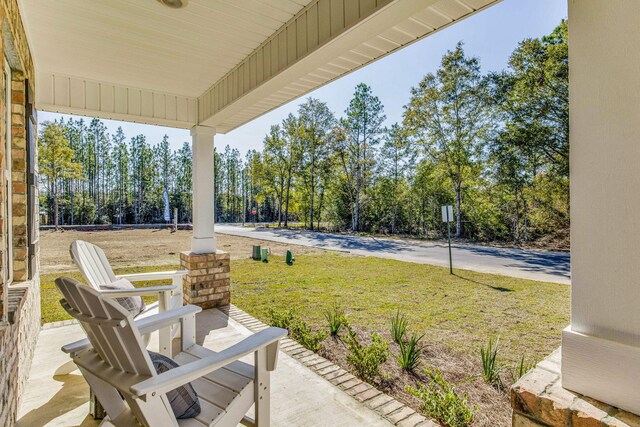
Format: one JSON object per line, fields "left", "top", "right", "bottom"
{"left": 441, "top": 205, "right": 454, "bottom": 274}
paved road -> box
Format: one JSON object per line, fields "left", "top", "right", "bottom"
{"left": 216, "top": 225, "right": 570, "bottom": 284}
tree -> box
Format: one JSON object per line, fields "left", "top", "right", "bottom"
{"left": 498, "top": 20, "right": 568, "bottom": 176}
{"left": 155, "top": 135, "right": 173, "bottom": 222}
{"left": 38, "top": 122, "right": 83, "bottom": 229}
{"left": 404, "top": 42, "right": 491, "bottom": 237}
{"left": 87, "top": 118, "right": 110, "bottom": 222}
{"left": 298, "top": 98, "right": 335, "bottom": 230}
{"left": 281, "top": 114, "right": 302, "bottom": 227}
{"left": 380, "top": 123, "right": 414, "bottom": 234}
{"left": 263, "top": 125, "right": 288, "bottom": 226}
{"left": 130, "top": 135, "right": 153, "bottom": 223}
{"left": 111, "top": 127, "right": 129, "bottom": 224}
{"left": 336, "top": 83, "right": 386, "bottom": 231}
{"left": 490, "top": 21, "right": 569, "bottom": 242}
{"left": 174, "top": 142, "right": 192, "bottom": 223}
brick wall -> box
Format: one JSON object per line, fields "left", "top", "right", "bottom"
{"left": 0, "top": 280, "right": 40, "bottom": 426}
{"left": 1, "top": 0, "right": 35, "bottom": 292}
{"left": 11, "top": 73, "right": 28, "bottom": 281}
{"left": 0, "top": 0, "right": 40, "bottom": 426}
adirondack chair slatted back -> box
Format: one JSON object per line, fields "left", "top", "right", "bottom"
{"left": 70, "top": 240, "right": 118, "bottom": 290}
{"left": 56, "top": 277, "right": 154, "bottom": 377}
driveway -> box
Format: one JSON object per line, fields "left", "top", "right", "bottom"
{"left": 215, "top": 225, "right": 570, "bottom": 284}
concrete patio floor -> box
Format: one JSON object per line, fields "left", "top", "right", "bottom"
{"left": 17, "top": 308, "right": 392, "bottom": 426}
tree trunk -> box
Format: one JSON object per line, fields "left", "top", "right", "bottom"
{"left": 455, "top": 187, "right": 462, "bottom": 238}
{"left": 54, "top": 182, "right": 60, "bottom": 230}
{"left": 284, "top": 178, "right": 291, "bottom": 227}
{"left": 309, "top": 162, "right": 315, "bottom": 231}
{"left": 277, "top": 193, "right": 283, "bottom": 227}
{"left": 354, "top": 191, "right": 360, "bottom": 232}
{"left": 317, "top": 186, "right": 325, "bottom": 230}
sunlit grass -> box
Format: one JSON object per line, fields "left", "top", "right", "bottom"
{"left": 40, "top": 253, "right": 569, "bottom": 363}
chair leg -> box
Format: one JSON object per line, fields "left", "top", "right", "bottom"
{"left": 90, "top": 387, "right": 107, "bottom": 420}
{"left": 79, "top": 367, "right": 127, "bottom": 422}
{"left": 254, "top": 348, "right": 270, "bottom": 426}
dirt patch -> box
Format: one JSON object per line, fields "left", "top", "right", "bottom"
{"left": 318, "top": 329, "right": 510, "bottom": 427}
{"left": 39, "top": 228, "right": 326, "bottom": 274}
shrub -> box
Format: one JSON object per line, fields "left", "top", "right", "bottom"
{"left": 480, "top": 336, "right": 502, "bottom": 388}
{"left": 407, "top": 367, "right": 474, "bottom": 427}
{"left": 397, "top": 333, "right": 426, "bottom": 372}
{"left": 290, "top": 318, "right": 327, "bottom": 352}
{"left": 267, "top": 307, "right": 295, "bottom": 329}
{"left": 511, "top": 355, "right": 536, "bottom": 382}
{"left": 324, "top": 305, "right": 347, "bottom": 336}
{"left": 342, "top": 325, "right": 389, "bottom": 382}
{"left": 390, "top": 310, "right": 408, "bottom": 343}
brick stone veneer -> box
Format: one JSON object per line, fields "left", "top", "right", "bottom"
{"left": 180, "top": 251, "right": 231, "bottom": 309}
{"left": 0, "top": 1, "right": 40, "bottom": 426}
{"left": 511, "top": 348, "right": 640, "bottom": 426}
{"left": 0, "top": 280, "right": 41, "bottom": 426}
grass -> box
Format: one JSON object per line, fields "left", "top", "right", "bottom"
{"left": 40, "top": 252, "right": 569, "bottom": 364}
{"left": 231, "top": 253, "right": 568, "bottom": 364}
{"left": 40, "top": 264, "right": 180, "bottom": 324}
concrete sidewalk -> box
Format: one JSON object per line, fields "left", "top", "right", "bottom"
{"left": 17, "top": 309, "right": 394, "bottom": 427}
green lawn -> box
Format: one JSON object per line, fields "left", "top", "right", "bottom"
{"left": 41, "top": 253, "right": 569, "bottom": 364}
{"left": 40, "top": 265, "right": 181, "bottom": 325}
{"left": 232, "top": 253, "right": 568, "bottom": 364}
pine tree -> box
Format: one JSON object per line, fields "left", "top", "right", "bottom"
{"left": 298, "top": 98, "right": 335, "bottom": 230}
{"left": 38, "top": 122, "right": 83, "bottom": 229}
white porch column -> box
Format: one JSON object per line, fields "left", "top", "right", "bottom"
{"left": 562, "top": 0, "right": 640, "bottom": 414}
{"left": 190, "top": 125, "right": 216, "bottom": 254}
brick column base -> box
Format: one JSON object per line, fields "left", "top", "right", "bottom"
{"left": 180, "top": 251, "right": 230, "bottom": 309}
{"left": 511, "top": 348, "right": 640, "bottom": 426}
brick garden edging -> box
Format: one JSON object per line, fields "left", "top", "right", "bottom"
{"left": 228, "top": 304, "right": 438, "bottom": 427}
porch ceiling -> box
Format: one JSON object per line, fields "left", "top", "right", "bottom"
{"left": 18, "top": 0, "right": 501, "bottom": 131}
{"left": 19, "top": 0, "right": 312, "bottom": 98}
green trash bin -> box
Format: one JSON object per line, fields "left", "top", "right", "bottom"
{"left": 261, "top": 248, "right": 269, "bottom": 263}
{"left": 252, "top": 245, "right": 261, "bottom": 260}
{"left": 286, "top": 250, "right": 294, "bottom": 265}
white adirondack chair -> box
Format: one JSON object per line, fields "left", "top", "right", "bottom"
{"left": 70, "top": 239, "right": 187, "bottom": 356}
{"left": 57, "top": 276, "right": 287, "bottom": 427}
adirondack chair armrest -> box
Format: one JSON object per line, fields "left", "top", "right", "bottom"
{"left": 116, "top": 270, "right": 187, "bottom": 282}
{"left": 99, "top": 285, "right": 176, "bottom": 298}
{"left": 135, "top": 304, "right": 201, "bottom": 335}
{"left": 61, "top": 305, "right": 202, "bottom": 354}
{"left": 131, "top": 327, "right": 288, "bottom": 399}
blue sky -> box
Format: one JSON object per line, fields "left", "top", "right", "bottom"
{"left": 41, "top": 0, "right": 567, "bottom": 154}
